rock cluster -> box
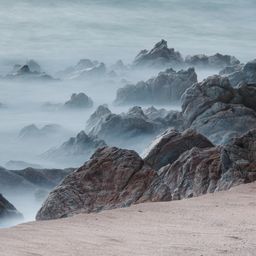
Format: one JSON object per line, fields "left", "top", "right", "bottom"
{"left": 86, "top": 105, "right": 184, "bottom": 146}
{"left": 36, "top": 129, "right": 256, "bottom": 220}
{"left": 220, "top": 59, "right": 256, "bottom": 87}
{"left": 133, "top": 39, "right": 240, "bottom": 70}
{"left": 115, "top": 67, "right": 197, "bottom": 105}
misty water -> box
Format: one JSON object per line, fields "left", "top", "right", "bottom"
{"left": 0, "top": 0, "right": 256, "bottom": 227}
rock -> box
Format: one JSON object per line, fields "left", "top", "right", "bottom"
{"left": 115, "top": 67, "right": 197, "bottom": 105}
{"left": 64, "top": 93, "right": 93, "bottom": 109}
{"left": 36, "top": 129, "right": 256, "bottom": 220}
{"left": 57, "top": 59, "right": 106, "bottom": 80}
{"left": 42, "top": 131, "right": 106, "bottom": 166}
{"left": 86, "top": 105, "right": 183, "bottom": 148}
{"left": 185, "top": 53, "right": 240, "bottom": 69}
{"left": 133, "top": 39, "right": 183, "bottom": 68}
{"left": 0, "top": 166, "right": 72, "bottom": 194}
{"left": 220, "top": 60, "right": 256, "bottom": 87}
{"left": 0, "top": 194, "right": 23, "bottom": 221}
{"left": 36, "top": 147, "right": 171, "bottom": 220}
{"left": 6, "top": 63, "right": 55, "bottom": 81}
{"left": 19, "top": 124, "right": 64, "bottom": 140}
{"left": 143, "top": 129, "right": 214, "bottom": 171}
{"left": 5, "top": 160, "right": 42, "bottom": 170}
{"left": 181, "top": 75, "right": 256, "bottom": 144}
{"left": 26, "top": 59, "right": 41, "bottom": 73}
{"left": 159, "top": 129, "right": 256, "bottom": 199}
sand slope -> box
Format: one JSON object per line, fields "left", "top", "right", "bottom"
{"left": 0, "top": 182, "right": 256, "bottom": 256}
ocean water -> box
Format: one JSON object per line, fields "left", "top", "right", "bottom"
{"left": 0, "top": 0, "right": 255, "bottom": 72}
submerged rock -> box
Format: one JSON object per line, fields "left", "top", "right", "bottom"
{"left": 133, "top": 39, "right": 183, "bottom": 68}
{"left": 19, "top": 124, "right": 64, "bottom": 140}
{"left": 57, "top": 59, "right": 106, "bottom": 80}
{"left": 6, "top": 61, "right": 54, "bottom": 81}
{"left": 64, "top": 93, "right": 93, "bottom": 109}
{"left": 181, "top": 75, "right": 256, "bottom": 144}
{"left": 185, "top": 53, "right": 240, "bottom": 69}
{"left": 115, "top": 67, "right": 197, "bottom": 105}
{"left": 42, "top": 131, "right": 106, "bottom": 166}
{"left": 0, "top": 194, "right": 23, "bottom": 221}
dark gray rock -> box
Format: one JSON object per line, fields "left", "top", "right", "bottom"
{"left": 42, "top": 131, "right": 106, "bottom": 166}
{"left": 0, "top": 194, "right": 23, "bottom": 221}
{"left": 181, "top": 75, "right": 256, "bottom": 144}
{"left": 133, "top": 39, "right": 183, "bottom": 68}
{"left": 220, "top": 60, "right": 256, "bottom": 87}
{"left": 185, "top": 53, "right": 240, "bottom": 69}
{"left": 64, "top": 93, "right": 93, "bottom": 109}
{"left": 115, "top": 67, "right": 197, "bottom": 105}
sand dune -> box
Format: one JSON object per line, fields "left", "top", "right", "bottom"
{"left": 0, "top": 182, "right": 256, "bottom": 256}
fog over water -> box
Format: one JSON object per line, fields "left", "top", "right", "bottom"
{"left": 0, "top": 0, "right": 255, "bottom": 227}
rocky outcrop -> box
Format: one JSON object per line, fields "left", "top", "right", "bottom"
{"left": 36, "top": 129, "right": 256, "bottom": 221}
{"left": 86, "top": 105, "right": 184, "bottom": 147}
{"left": 57, "top": 59, "right": 106, "bottom": 80}
{"left": 42, "top": 131, "right": 106, "bottom": 166}
{"left": 0, "top": 194, "right": 23, "bottom": 221}
{"left": 133, "top": 40, "right": 183, "bottom": 68}
{"left": 36, "top": 147, "right": 171, "bottom": 220}
{"left": 143, "top": 129, "right": 214, "bottom": 171}
{"left": 115, "top": 67, "right": 197, "bottom": 105}
{"left": 6, "top": 62, "right": 54, "bottom": 81}
{"left": 220, "top": 60, "right": 256, "bottom": 87}
{"left": 0, "top": 166, "right": 72, "bottom": 195}
{"left": 185, "top": 53, "right": 240, "bottom": 69}
{"left": 181, "top": 75, "right": 256, "bottom": 144}
{"left": 64, "top": 93, "right": 93, "bottom": 109}
{"left": 159, "top": 129, "right": 256, "bottom": 199}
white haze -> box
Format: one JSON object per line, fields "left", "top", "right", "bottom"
{"left": 0, "top": 0, "right": 255, "bottom": 227}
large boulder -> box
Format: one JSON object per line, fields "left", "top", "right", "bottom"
{"left": 64, "top": 93, "right": 93, "bottom": 109}
{"left": 181, "top": 75, "right": 256, "bottom": 144}
{"left": 143, "top": 129, "right": 214, "bottom": 171}
{"left": 133, "top": 39, "right": 183, "bottom": 68}
{"left": 159, "top": 129, "right": 256, "bottom": 199}
{"left": 115, "top": 67, "right": 197, "bottom": 105}
{"left": 42, "top": 131, "right": 106, "bottom": 167}
{"left": 36, "top": 147, "right": 171, "bottom": 220}
{"left": 0, "top": 194, "right": 23, "bottom": 221}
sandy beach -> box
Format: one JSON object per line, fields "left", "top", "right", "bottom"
{"left": 0, "top": 182, "right": 255, "bottom": 256}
